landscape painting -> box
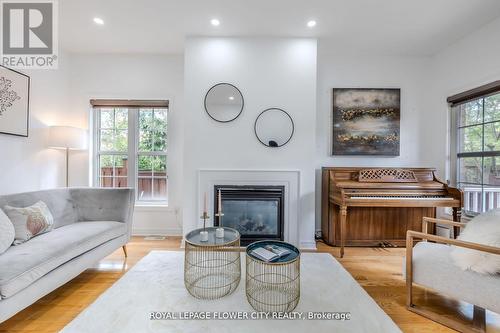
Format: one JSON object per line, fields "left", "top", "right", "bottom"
{"left": 332, "top": 88, "right": 400, "bottom": 156}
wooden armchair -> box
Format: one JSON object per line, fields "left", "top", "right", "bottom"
{"left": 406, "top": 217, "right": 500, "bottom": 333}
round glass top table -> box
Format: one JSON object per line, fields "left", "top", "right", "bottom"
{"left": 185, "top": 227, "right": 240, "bottom": 246}
{"left": 184, "top": 227, "right": 241, "bottom": 299}
{"left": 245, "top": 240, "right": 301, "bottom": 312}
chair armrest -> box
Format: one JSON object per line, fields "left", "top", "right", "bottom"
{"left": 422, "top": 217, "right": 467, "bottom": 234}
{"left": 407, "top": 230, "right": 500, "bottom": 256}
{"left": 405, "top": 229, "right": 500, "bottom": 312}
{"left": 405, "top": 230, "right": 500, "bottom": 305}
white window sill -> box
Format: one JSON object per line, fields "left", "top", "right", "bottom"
{"left": 134, "top": 204, "right": 173, "bottom": 212}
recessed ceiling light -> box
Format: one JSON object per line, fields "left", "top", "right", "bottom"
{"left": 210, "top": 18, "right": 220, "bottom": 26}
{"left": 93, "top": 17, "right": 104, "bottom": 25}
{"left": 307, "top": 20, "right": 316, "bottom": 28}
{"left": 228, "top": 96, "right": 234, "bottom": 100}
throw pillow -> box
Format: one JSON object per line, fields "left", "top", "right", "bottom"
{"left": 450, "top": 208, "right": 500, "bottom": 274}
{"left": 0, "top": 209, "right": 15, "bottom": 254}
{"left": 3, "top": 201, "right": 54, "bottom": 245}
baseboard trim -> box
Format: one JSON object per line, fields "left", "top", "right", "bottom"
{"left": 300, "top": 241, "right": 317, "bottom": 250}
{"left": 132, "top": 227, "right": 182, "bottom": 236}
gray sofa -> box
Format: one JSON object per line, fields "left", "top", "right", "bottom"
{"left": 0, "top": 188, "right": 135, "bottom": 322}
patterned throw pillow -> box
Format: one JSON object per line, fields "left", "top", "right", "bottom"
{"left": 0, "top": 209, "right": 15, "bottom": 254}
{"left": 3, "top": 201, "right": 54, "bottom": 245}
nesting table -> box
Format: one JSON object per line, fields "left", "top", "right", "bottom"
{"left": 184, "top": 229, "right": 301, "bottom": 312}
{"left": 184, "top": 227, "right": 241, "bottom": 299}
{"left": 246, "top": 240, "right": 301, "bottom": 312}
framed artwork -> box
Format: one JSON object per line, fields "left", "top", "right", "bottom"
{"left": 0, "top": 65, "right": 30, "bottom": 137}
{"left": 332, "top": 88, "right": 400, "bottom": 156}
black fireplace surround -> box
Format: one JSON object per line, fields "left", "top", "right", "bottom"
{"left": 214, "top": 185, "right": 284, "bottom": 246}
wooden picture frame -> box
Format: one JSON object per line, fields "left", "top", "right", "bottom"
{"left": 0, "top": 65, "right": 30, "bottom": 137}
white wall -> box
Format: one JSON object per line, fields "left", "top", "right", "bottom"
{"left": 314, "top": 17, "right": 500, "bottom": 230}
{"left": 0, "top": 53, "right": 72, "bottom": 194}
{"left": 183, "top": 37, "right": 318, "bottom": 247}
{"left": 2, "top": 16, "right": 499, "bottom": 239}
{"left": 315, "top": 45, "right": 434, "bottom": 229}
{"left": 0, "top": 53, "right": 185, "bottom": 235}
{"left": 427, "top": 16, "right": 500, "bottom": 182}
{"left": 68, "top": 54, "right": 185, "bottom": 235}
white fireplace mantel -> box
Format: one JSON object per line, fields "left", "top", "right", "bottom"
{"left": 197, "top": 169, "right": 300, "bottom": 247}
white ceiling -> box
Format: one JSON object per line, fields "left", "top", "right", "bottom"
{"left": 60, "top": 0, "right": 500, "bottom": 56}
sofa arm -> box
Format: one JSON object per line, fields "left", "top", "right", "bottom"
{"left": 70, "top": 188, "right": 135, "bottom": 238}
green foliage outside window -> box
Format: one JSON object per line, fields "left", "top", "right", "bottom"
{"left": 138, "top": 109, "right": 167, "bottom": 172}
{"left": 99, "top": 108, "right": 167, "bottom": 172}
{"left": 459, "top": 94, "right": 500, "bottom": 185}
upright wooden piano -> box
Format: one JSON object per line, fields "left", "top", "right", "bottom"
{"left": 321, "top": 167, "right": 463, "bottom": 257}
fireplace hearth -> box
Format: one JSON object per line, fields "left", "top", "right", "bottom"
{"left": 214, "top": 185, "right": 284, "bottom": 246}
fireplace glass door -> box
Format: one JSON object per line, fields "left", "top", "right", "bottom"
{"left": 214, "top": 186, "right": 284, "bottom": 245}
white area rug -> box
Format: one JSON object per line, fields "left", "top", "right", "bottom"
{"left": 61, "top": 251, "right": 401, "bottom": 333}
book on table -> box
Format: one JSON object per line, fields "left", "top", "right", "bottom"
{"left": 251, "top": 245, "right": 291, "bottom": 262}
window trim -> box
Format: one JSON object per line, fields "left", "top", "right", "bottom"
{"left": 92, "top": 105, "right": 168, "bottom": 204}
{"left": 90, "top": 99, "right": 169, "bottom": 108}
{"left": 450, "top": 91, "right": 500, "bottom": 215}
{"left": 447, "top": 80, "right": 500, "bottom": 106}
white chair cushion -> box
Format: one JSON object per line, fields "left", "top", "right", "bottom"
{"left": 409, "top": 241, "right": 500, "bottom": 313}
{"left": 450, "top": 209, "right": 500, "bottom": 274}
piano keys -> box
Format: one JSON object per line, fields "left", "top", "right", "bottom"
{"left": 321, "top": 167, "right": 463, "bottom": 257}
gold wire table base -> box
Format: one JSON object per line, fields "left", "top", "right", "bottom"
{"left": 184, "top": 228, "right": 241, "bottom": 300}
{"left": 245, "top": 241, "right": 300, "bottom": 312}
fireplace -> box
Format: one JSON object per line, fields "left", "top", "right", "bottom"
{"left": 214, "top": 185, "right": 284, "bottom": 246}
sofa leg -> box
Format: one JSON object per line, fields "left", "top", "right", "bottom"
{"left": 122, "top": 245, "right": 128, "bottom": 257}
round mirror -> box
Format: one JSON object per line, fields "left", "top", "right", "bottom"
{"left": 254, "top": 108, "right": 294, "bottom": 147}
{"left": 204, "top": 83, "right": 244, "bottom": 122}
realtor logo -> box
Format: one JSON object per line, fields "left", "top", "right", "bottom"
{"left": 1, "top": 0, "right": 58, "bottom": 69}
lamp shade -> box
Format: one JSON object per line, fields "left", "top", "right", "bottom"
{"left": 48, "top": 126, "right": 87, "bottom": 150}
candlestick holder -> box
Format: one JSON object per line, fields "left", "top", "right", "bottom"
{"left": 215, "top": 212, "right": 224, "bottom": 227}
{"left": 200, "top": 212, "right": 210, "bottom": 229}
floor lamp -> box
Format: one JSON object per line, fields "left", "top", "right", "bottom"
{"left": 48, "top": 126, "right": 88, "bottom": 187}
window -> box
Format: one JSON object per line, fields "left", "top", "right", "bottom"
{"left": 92, "top": 100, "right": 168, "bottom": 204}
{"left": 137, "top": 109, "right": 168, "bottom": 201}
{"left": 97, "top": 108, "right": 129, "bottom": 188}
{"left": 452, "top": 92, "right": 500, "bottom": 214}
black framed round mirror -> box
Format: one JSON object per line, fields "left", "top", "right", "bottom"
{"left": 254, "top": 108, "right": 294, "bottom": 148}
{"left": 204, "top": 83, "right": 244, "bottom": 122}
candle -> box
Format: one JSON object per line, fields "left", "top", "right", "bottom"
{"left": 200, "top": 230, "right": 208, "bottom": 242}
{"left": 203, "top": 192, "right": 207, "bottom": 214}
{"left": 218, "top": 189, "right": 222, "bottom": 214}
{"left": 216, "top": 227, "right": 224, "bottom": 238}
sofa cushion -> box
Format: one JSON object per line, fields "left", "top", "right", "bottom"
{"left": 4, "top": 201, "right": 55, "bottom": 245}
{"left": 450, "top": 208, "right": 500, "bottom": 274}
{"left": 409, "top": 241, "right": 500, "bottom": 313}
{"left": 0, "top": 189, "right": 78, "bottom": 229}
{"left": 0, "top": 209, "right": 15, "bottom": 254}
{"left": 0, "top": 221, "right": 126, "bottom": 299}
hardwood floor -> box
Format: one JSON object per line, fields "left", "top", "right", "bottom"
{"left": 1, "top": 237, "right": 499, "bottom": 333}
